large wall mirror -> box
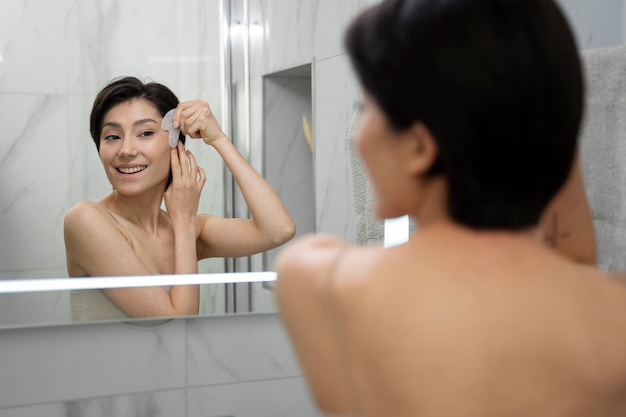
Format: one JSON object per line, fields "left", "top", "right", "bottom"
{"left": 0, "top": 0, "right": 296, "bottom": 328}
{"left": 4, "top": 0, "right": 617, "bottom": 331}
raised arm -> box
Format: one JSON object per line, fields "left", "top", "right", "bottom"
{"left": 173, "top": 100, "right": 296, "bottom": 259}
{"left": 539, "top": 151, "right": 596, "bottom": 264}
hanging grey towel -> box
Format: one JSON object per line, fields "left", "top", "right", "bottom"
{"left": 580, "top": 45, "right": 626, "bottom": 273}
{"left": 346, "top": 105, "right": 418, "bottom": 246}
{"left": 346, "top": 104, "right": 385, "bottom": 246}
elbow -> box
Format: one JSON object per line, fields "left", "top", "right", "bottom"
{"left": 273, "top": 221, "right": 296, "bottom": 247}
{"left": 283, "top": 221, "right": 297, "bottom": 244}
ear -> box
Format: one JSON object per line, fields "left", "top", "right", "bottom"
{"left": 403, "top": 122, "right": 439, "bottom": 175}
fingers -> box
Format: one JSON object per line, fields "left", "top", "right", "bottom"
{"left": 170, "top": 142, "right": 182, "bottom": 176}
{"left": 197, "top": 165, "right": 206, "bottom": 187}
{"left": 173, "top": 100, "right": 217, "bottom": 140}
{"left": 185, "top": 149, "right": 203, "bottom": 183}
{"left": 171, "top": 143, "right": 205, "bottom": 186}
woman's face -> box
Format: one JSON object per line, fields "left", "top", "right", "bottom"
{"left": 98, "top": 98, "right": 171, "bottom": 196}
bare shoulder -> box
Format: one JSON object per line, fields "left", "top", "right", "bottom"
{"left": 274, "top": 235, "right": 379, "bottom": 412}
{"left": 274, "top": 234, "right": 385, "bottom": 318}
{"left": 65, "top": 200, "right": 104, "bottom": 222}
{"left": 64, "top": 200, "right": 110, "bottom": 232}
{"left": 275, "top": 234, "right": 349, "bottom": 275}
{"left": 274, "top": 235, "right": 352, "bottom": 313}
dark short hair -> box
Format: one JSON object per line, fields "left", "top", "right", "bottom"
{"left": 345, "top": 0, "right": 584, "bottom": 230}
{"left": 89, "top": 76, "right": 186, "bottom": 188}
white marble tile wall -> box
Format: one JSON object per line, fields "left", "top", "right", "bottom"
{"left": 247, "top": 0, "right": 378, "bottom": 242}
{"left": 312, "top": 0, "right": 381, "bottom": 61}
{"left": 0, "top": 319, "right": 186, "bottom": 409}
{"left": 555, "top": 0, "right": 625, "bottom": 50}
{"left": 187, "top": 378, "right": 319, "bottom": 417}
{"left": 0, "top": 314, "right": 318, "bottom": 417}
{"left": 263, "top": 73, "right": 315, "bottom": 268}
{"left": 313, "top": 56, "right": 359, "bottom": 239}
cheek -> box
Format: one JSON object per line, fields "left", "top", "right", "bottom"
{"left": 354, "top": 125, "right": 376, "bottom": 166}
{"left": 160, "top": 149, "right": 173, "bottom": 173}
{"left": 148, "top": 139, "right": 172, "bottom": 162}
{"left": 98, "top": 147, "right": 114, "bottom": 165}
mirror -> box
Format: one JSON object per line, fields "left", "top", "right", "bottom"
{"left": 0, "top": 0, "right": 295, "bottom": 327}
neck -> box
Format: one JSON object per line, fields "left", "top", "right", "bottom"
{"left": 410, "top": 175, "right": 448, "bottom": 227}
{"left": 102, "top": 187, "right": 166, "bottom": 233}
{"left": 409, "top": 176, "right": 542, "bottom": 245}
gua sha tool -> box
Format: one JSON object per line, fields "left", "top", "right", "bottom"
{"left": 161, "top": 109, "right": 180, "bottom": 148}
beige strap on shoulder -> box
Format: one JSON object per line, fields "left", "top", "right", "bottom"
{"left": 325, "top": 246, "right": 365, "bottom": 416}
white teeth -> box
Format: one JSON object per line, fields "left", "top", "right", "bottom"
{"left": 117, "top": 166, "right": 147, "bottom": 174}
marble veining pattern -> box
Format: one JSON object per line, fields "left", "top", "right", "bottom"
{"left": 0, "top": 320, "right": 186, "bottom": 409}
{"left": 187, "top": 377, "right": 319, "bottom": 417}
{"left": 313, "top": 55, "right": 358, "bottom": 240}
{"left": 312, "top": 0, "right": 380, "bottom": 60}
{"left": 255, "top": 0, "right": 314, "bottom": 74}
{"left": 186, "top": 314, "right": 302, "bottom": 387}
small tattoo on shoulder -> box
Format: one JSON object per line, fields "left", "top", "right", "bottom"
{"left": 545, "top": 213, "right": 570, "bottom": 248}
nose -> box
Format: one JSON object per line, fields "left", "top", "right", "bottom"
{"left": 118, "top": 137, "right": 138, "bottom": 158}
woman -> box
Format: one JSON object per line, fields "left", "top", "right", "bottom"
{"left": 65, "top": 76, "right": 295, "bottom": 318}
{"left": 275, "top": 0, "right": 626, "bottom": 416}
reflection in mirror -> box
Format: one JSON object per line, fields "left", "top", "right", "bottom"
{"left": 63, "top": 76, "right": 294, "bottom": 319}
{"left": 0, "top": 0, "right": 295, "bottom": 328}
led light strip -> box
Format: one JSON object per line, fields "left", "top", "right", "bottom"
{"left": 0, "top": 272, "right": 277, "bottom": 294}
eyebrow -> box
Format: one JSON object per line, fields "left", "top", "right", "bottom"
{"left": 101, "top": 118, "right": 158, "bottom": 130}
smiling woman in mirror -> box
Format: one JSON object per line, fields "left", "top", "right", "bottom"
{"left": 64, "top": 76, "right": 296, "bottom": 319}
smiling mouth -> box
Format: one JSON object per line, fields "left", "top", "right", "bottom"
{"left": 117, "top": 166, "right": 147, "bottom": 174}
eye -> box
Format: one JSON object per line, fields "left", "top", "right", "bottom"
{"left": 103, "top": 134, "right": 120, "bottom": 141}
{"left": 139, "top": 131, "right": 154, "bottom": 138}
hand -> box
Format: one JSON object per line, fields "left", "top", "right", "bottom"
{"left": 164, "top": 142, "right": 206, "bottom": 224}
{"left": 173, "top": 100, "right": 226, "bottom": 146}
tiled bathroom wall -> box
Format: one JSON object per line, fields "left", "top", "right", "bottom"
{"left": 0, "top": 314, "right": 318, "bottom": 417}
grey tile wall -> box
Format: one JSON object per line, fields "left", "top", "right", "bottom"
{"left": 0, "top": 314, "right": 318, "bottom": 417}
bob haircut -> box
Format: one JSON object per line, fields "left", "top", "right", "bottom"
{"left": 89, "top": 76, "right": 186, "bottom": 188}
{"left": 345, "top": 0, "right": 584, "bottom": 230}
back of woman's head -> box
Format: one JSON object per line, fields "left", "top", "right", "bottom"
{"left": 346, "top": 0, "right": 584, "bottom": 230}
{"left": 89, "top": 76, "right": 185, "bottom": 151}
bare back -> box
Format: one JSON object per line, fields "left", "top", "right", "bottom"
{"left": 276, "top": 227, "right": 626, "bottom": 417}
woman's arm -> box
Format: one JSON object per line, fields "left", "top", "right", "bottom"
{"left": 174, "top": 100, "right": 296, "bottom": 259}
{"left": 539, "top": 151, "right": 596, "bottom": 265}
{"left": 64, "top": 201, "right": 199, "bottom": 317}
{"left": 275, "top": 235, "right": 358, "bottom": 414}
{"left": 164, "top": 142, "right": 206, "bottom": 273}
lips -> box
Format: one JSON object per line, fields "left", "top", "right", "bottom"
{"left": 117, "top": 165, "right": 147, "bottom": 174}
